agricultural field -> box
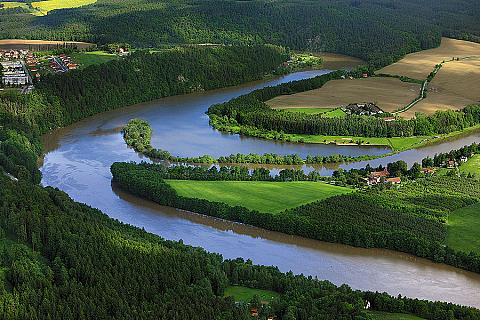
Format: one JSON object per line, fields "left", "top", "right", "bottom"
{"left": 266, "top": 77, "right": 419, "bottom": 113}
{"left": 320, "top": 53, "right": 364, "bottom": 70}
{"left": 459, "top": 154, "right": 480, "bottom": 176}
{"left": 71, "top": 51, "right": 119, "bottom": 69}
{"left": 0, "top": 0, "right": 96, "bottom": 15}
{"left": 379, "top": 38, "right": 480, "bottom": 80}
{"left": 224, "top": 286, "right": 279, "bottom": 303}
{"left": 447, "top": 202, "right": 480, "bottom": 255}
{"left": 165, "top": 180, "right": 354, "bottom": 213}
{"left": 0, "top": 1, "right": 29, "bottom": 10}
{"left": 0, "top": 39, "right": 94, "bottom": 50}
{"left": 403, "top": 57, "right": 480, "bottom": 118}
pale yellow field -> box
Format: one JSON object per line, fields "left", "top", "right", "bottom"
{"left": 31, "top": 0, "right": 96, "bottom": 15}
{"left": 0, "top": 39, "right": 94, "bottom": 50}
{"left": 0, "top": 1, "right": 29, "bottom": 10}
{"left": 0, "top": 0, "right": 96, "bottom": 15}
{"left": 379, "top": 38, "right": 480, "bottom": 80}
{"left": 267, "top": 77, "right": 420, "bottom": 113}
{"left": 401, "top": 57, "right": 480, "bottom": 118}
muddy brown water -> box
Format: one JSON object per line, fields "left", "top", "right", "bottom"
{"left": 41, "top": 70, "right": 480, "bottom": 308}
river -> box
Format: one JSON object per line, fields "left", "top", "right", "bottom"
{"left": 40, "top": 70, "right": 480, "bottom": 308}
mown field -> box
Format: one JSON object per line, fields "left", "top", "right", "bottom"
{"left": 447, "top": 202, "right": 480, "bottom": 255}
{"left": 71, "top": 51, "right": 119, "bottom": 69}
{"left": 267, "top": 77, "right": 419, "bottom": 113}
{"left": 224, "top": 286, "right": 280, "bottom": 303}
{"left": 165, "top": 180, "right": 353, "bottom": 213}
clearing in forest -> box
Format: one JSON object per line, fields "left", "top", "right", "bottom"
{"left": 224, "top": 286, "right": 280, "bottom": 303}
{"left": 266, "top": 77, "right": 419, "bottom": 113}
{"left": 165, "top": 180, "right": 353, "bottom": 213}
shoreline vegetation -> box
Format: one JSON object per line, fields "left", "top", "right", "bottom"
{"left": 122, "top": 118, "right": 382, "bottom": 165}
{"left": 111, "top": 143, "right": 480, "bottom": 276}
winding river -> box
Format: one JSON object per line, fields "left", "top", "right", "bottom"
{"left": 41, "top": 70, "right": 480, "bottom": 308}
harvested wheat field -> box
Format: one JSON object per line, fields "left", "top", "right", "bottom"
{"left": 0, "top": 39, "right": 94, "bottom": 50}
{"left": 320, "top": 53, "right": 364, "bottom": 70}
{"left": 379, "top": 38, "right": 480, "bottom": 80}
{"left": 401, "top": 57, "right": 480, "bottom": 118}
{"left": 267, "top": 77, "right": 420, "bottom": 112}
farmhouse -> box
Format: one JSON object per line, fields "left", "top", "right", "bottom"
{"left": 386, "top": 177, "right": 401, "bottom": 184}
{"left": 345, "top": 102, "right": 383, "bottom": 116}
{"left": 367, "top": 169, "right": 389, "bottom": 185}
{"left": 447, "top": 160, "right": 457, "bottom": 168}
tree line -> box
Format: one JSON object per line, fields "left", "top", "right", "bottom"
{"left": 123, "top": 118, "right": 380, "bottom": 165}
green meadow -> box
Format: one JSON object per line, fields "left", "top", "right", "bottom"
{"left": 280, "top": 107, "right": 346, "bottom": 117}
{"left": 459, "top": 154, "right": 480, "bottom": 176}
{"left": 367, "top": 311, "right": 425, "bottom": 320}
{"left": 224, "top": 286, "right": 280, "bottom": 303}
{"left": 71, "top": 51, "right": 119, "bottom": 69}
{"left": 166, "top": 180, "right": 353, "bottom": 213}
{"left": 447, "top": 202, "right": 480, "bottom": 254}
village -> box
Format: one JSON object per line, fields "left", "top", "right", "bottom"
{"left": 0, "top": 48, "right": 79, "bottom": 93}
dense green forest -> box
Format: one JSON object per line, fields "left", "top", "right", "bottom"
{"left": 1, "top": 0, "right": 480, "bottom": 67}
{"left": 123, "top": 118, "right": 380, "bottom": 165}
{"left": 208, "top": 72, "right": 480, "bottom": 138}
{"left": 111, "top": 157, "right": 480, "bottom": 276}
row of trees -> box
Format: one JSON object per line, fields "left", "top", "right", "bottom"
{"left": 208, "top": 71, "right": 480, "bottom": 138}
{"left": 123, "top": 118, "right": 379, "bottom": 165}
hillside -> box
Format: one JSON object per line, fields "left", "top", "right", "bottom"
{"left": 0, "top": 0, "right": 479, "bottom": 67}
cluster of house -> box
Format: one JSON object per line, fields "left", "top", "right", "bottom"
{"left": 446, "top": 155, "right": 470, "bottom": 168}
{"left": 25, "top": 52, "right": 41, "bottom": 81}
{"left": 48, "top": 54, "right": 78, "bottom": 73}
{"left": 0, "top": 49, "right": 29, "bottom": 61}
{"left": 365, "top": 169, "right": 401, "bottom": 186}
{"left": 344, "top": 102, "right": 384, "bottom": 116}
{"left": 1, "top": 60, "right": 31, "bottom": 86}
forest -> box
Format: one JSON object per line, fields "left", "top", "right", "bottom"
{"left": 1, "top": 0, "right": 480, "bottom": 68}
{"left": 110, "top": 154, "right": 480, "bottom": 276}
{"left": 208, "top": 71, "right": 480, "bottom": 138}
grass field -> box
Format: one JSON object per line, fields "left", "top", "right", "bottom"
{"left": 278, "top": 107, "right": 346, "bottom": 117}
{"left": 285, "top": 133, "right": 427, "bottom": 151}
{"left": 459, "top": 154, "right": 480, "bottom": 176}
{"left": 447, "top": 202, "right": 480, "bottom": 255}
{"left": 166, "top": 180, "right": 353, "bottom": 213}
{"left": 224, "top": 286, "right": 280, "bottom": 303}
{"left": 267, "top": 77, "right": 419, "bottom": 113}
{"left": 71, "top": 51, "right": 118, "bottom": 69}
{"left": 366, "top": 311, "right": 425, "bottom": 320}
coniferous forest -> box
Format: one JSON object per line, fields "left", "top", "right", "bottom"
{"left": 1, "top": 0, "right": 480, "bottom": 67}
